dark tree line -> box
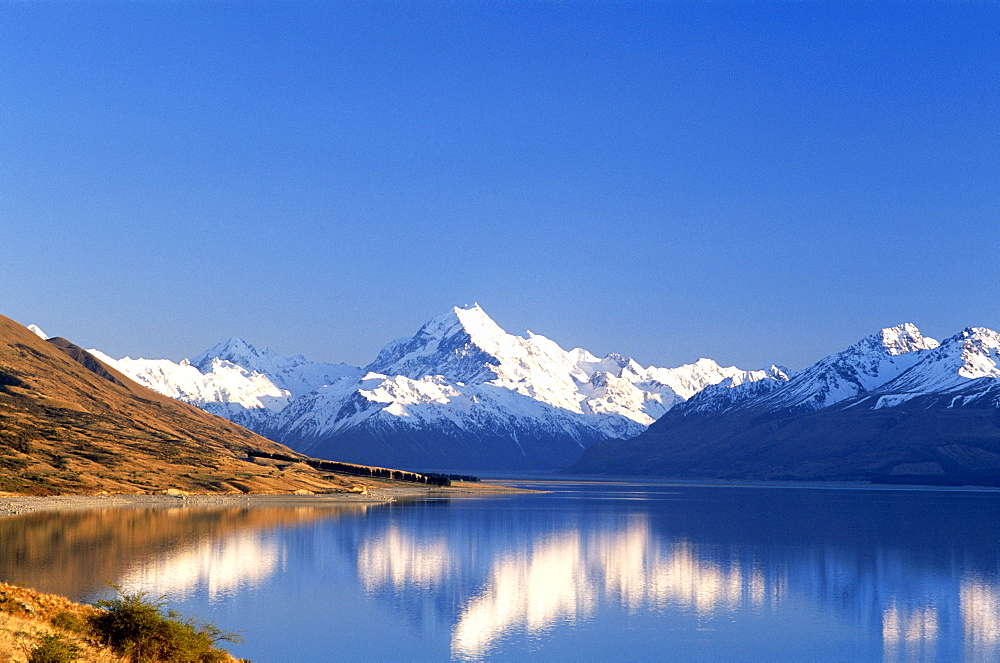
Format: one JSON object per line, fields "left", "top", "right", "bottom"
{"left": 246, "top": 450, "right": 454, "bottom": 486}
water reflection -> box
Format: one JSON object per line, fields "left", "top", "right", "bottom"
{"left": 450, "top": 519, "right": 791, "bottom": 659}
{"left": 453, "top": 531, "right": 594, "bottom": 660}
{"left": 962, "top": 578, "right": 1000, "bottom": 661}
{"left": 1, "top": 485, "right": 999, "bottom": 661}
{"left": 0, "top": 503, "right": 372, "bottom": 600}
{"left": 118, "top": 531, "right": 282, "bottom": 603}
{"left": 358, "top": 523, "right": 452, "bottom": 592}
{"left": 882, "top": 602, "right": 938, "bottom": 662}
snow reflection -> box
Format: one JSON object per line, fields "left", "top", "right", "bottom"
{"left": 450, "top": 518, "right": 783, "bottom": 659}
{"left": 882, "top": 602, "right": 938, "bottom": 662}
{"left": 961, "top": 578, "right": 1000, "bottom": 661}
{"left": 357, "top": 523, "right": 452, "bottom": 591}
{"left": 118, "top": 532, "right": 281, "bottom": 603}
{"left": 353, "top": 512, "right": 1000, "bottom": 661}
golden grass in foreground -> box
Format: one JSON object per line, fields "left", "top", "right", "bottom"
{"left": 0, "top": 583, "right": 239, "bottom": 662}
{"left": 0, "top": 583, "right": 114, "bottom": 662}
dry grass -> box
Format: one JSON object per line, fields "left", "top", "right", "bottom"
{"left": 0, "top": 583, "right": 242, "bottom": 663}
{"left": 0, "top": 583, "right": 120, "bottom": 662}
{"left": 0, "top": 314, "right": 378, "bottom": 496}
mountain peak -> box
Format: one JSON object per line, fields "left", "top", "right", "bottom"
{"left": 956, "top": 326, "right": 1000, "bottom": 341}
{"left": 192, "top": 337, "right": 276, "bottom": 365}
{"left": 417, "top": 304, "right": 506, "bottom": 344}
{"left": 364, "top": 304, "right": 511, "bottom": 382}
{"left": 736, "top": 324, "right": 939, "bottom": 413}
{"left": 873, "top": 323, "right": 939, "bottom": 356}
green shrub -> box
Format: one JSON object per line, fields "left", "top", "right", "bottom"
{"left": 50, "top": 610, "right": 89, "bottom": 634}
{"left": 28, "top": 633, "right": 82, "bottom": 663}
{"left": 89, "top": 586, "right": 241, "bottom": 662}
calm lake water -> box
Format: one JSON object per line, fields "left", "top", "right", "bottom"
{"left": 2, "top": 480, "right": 999, "bottom": 661}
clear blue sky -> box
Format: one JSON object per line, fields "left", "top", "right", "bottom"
{"left": 2, "top": 1, "right": 997, "bottom": 371}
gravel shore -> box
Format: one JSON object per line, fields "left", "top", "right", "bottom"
{"left": 0, "top": 480, "right": 534, "bottom": 517}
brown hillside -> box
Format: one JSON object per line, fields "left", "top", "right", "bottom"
{"left": 0, "top": 314, "right": 364, "bottom": 495}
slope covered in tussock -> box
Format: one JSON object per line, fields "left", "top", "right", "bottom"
{"left": 0, "top": 313, "right": 366, "bottom": 495}
{"left": 0, "top": 582, "right": 114, "bottom": 663}
{"left": 0, "top": 582, "right": 242, "bottom": 662}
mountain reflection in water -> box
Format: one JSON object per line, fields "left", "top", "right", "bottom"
{"left": 0, "top": 504, "right": 372, "bottom": 600}
{"left": 447, "top": 520, "right": 784, "bottom": 660}
{"left": 1, "top": 483, "right": 999, "bottom": 661}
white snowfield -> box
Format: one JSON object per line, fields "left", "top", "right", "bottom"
{"left": 747, "top": 323, "right": 940, "bottom": 412}
{"left": 88, "top": 351, "right": 291, "bottom": 412}
{"left": 27, "top": 324, "right": 50, "bottom": 340}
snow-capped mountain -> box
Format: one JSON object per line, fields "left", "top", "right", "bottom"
{"left": 267, "top": 304, "right": 768, "bottom": 470}
{"left": 192, "top": 338, "right": 361, "bottom": 397}
{"left": 88, "top": 350, "right": 294, "bottom": 430}
{"left": 27, "top": 324, "right": 49, "bottom": 340}
{"left": 88, "top": 341, "right": 363, "bottom": 431}
{"left": 672, "top": 323, "right": 939, "bottom": 417}
{"left": 673, "top": 365, "right": 793, "bottom": 416}
{"left": 875, "top": 327, "right": 1000, "bottom": 394}
{"left": 749, "top": 323, "right": 939, "bottom": 412}
{"left": 358, "top": 305, "right": 757, "bottom": 426}
{"left": 820, "top": 327, "right": 1000, "bottom": 412}
{"left": 572, "top": 323, "right": 1000, "bottom": 484}
{"left": 85, "top": 305, "right": 771, "bottom": 470}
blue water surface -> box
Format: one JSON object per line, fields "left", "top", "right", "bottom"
{"left": 2, "top": 480, "right": 999, "bottom": 661}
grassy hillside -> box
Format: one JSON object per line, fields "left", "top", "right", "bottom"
{"left": 0, "top": 314, "right": 370, "bottom": 495}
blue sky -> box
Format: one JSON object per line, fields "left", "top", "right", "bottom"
{"left": 3, "top": 1, "right": 997, "bottom": 371}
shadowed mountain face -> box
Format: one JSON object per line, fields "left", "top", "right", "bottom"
{"left": 571, "top": 393, "right": 1000, "bottom": 482}
{"left": 0, "top": 314, "right": 361, "bottom": 495}
{"left": 572, "top": 326, "right": 1000, "bottom": 484}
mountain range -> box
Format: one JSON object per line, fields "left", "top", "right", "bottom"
{"left": 87, "top": 305, "right": 771, "bottom": 471}
{"left": 572, "top": 325, "right": 1000, "bottom": 484}
{"left": 57, "top": 306, "right": 1000, "bottom": 483}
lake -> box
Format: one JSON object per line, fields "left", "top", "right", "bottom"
{"left": 1, "top": 480, "right": 998, "bottom": 661}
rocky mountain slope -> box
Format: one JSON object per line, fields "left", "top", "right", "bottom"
{"left": 572, "top": 324, "right": 1000, "bottom": 484}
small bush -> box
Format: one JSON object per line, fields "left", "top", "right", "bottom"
{"left": 28, "top": 633, "right": 82, "bottom": 663}
{"left": 0, "top": 428, "right": 34, "bottom": 453}
{"left": 50, "top": 610, "right": 89, "bottom": 634}
{"left": 89, "top": 586, "right": 241, "bottom": 662}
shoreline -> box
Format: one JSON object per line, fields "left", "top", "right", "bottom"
{"left": 0, "top": 480, "right": 537, "bottom": 518}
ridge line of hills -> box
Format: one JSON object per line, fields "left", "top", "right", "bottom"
{"left": 41, "top": 305, "right": 1000, "bottom": 483}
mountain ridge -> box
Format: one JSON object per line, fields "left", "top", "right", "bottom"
{"left": 57, "top": 308, "right": 1000, "bottom": 480}
{"left": 571, "top": 322, "right": 1000, "bottom": 483}
{"left": 84, "top": 305, "right": 772, "bottom": 471}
